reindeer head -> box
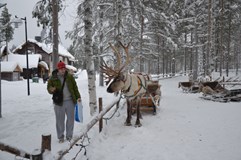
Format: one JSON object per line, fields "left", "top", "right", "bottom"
{"left": 107, "top": 72, "right": 127, "bottom": 93}
{"left": 100, "top": 41, "right": 131, "bottom": 93}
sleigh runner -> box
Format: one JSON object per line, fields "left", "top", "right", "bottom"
{"left": 200, "top": 89, "right": 241, "bottom": 103}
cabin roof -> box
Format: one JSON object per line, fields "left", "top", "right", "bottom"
{"left": 13, "top": 39, "right": 75, "bottom": 61}
{"left": 1, "top": 61, "right": 23, "bottom": 72}
{"left": 7, "top": 53, "right": 41, "bottom": 69}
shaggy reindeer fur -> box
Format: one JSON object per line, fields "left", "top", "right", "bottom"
{"left": 101, "top": 40, "right": 160, "bottom": 127}
{"left": 199, "top": 85, "right": 216, "bottom": 95}
{"left": 107, "top": 72, "right": 150, "bottom": 127}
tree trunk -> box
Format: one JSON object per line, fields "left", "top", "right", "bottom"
{"left": 226, "top": 9, "right": 231, "bottom": 77}
{"left": 207, "top": 0, "right": 212, "bottom": 76}
{"left": 52, "top": 0, "right": 59, "bottom": 70}
{"left": 190, "top": 31, "right": 193, "bottom": 73}
{"left": 116, "top": 0, "right": 122, "bottom": 35}
{"left": 84, "top": 0, "right": 97, "bottom": 115}
{"left": 219, "top": 0, "right": 224, "bottom": 76}
{"left": 99, "top": 6, "right": 104, "bottom": 87}
{"left": 184, "top": 31, "right": 187, "bottom": 75}
{"left": 202, "top": 42, "right": 206, "bottom": 76}
{"left": 162, "top": 40, "right": 165, "bottom": 77}
{"left": 193, "top": 5, "right": 199, "bottom": 80}
{"left": 140, "top": 1, "right": 144, "bottom": 72}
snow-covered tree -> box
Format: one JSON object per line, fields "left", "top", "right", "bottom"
{"left": 0, "top": 6, "right": 14, "bottom": 45}
{"left": 32, "top": 0, "right": 63, "bottom": 43}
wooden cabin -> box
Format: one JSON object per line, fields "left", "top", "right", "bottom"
{"left": 1, "top": 61, "right": 22, "bottom": 81}
{"left": 12, "top": 38, "right": 76, "bottom": 79}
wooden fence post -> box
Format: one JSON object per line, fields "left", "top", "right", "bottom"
{"left": 55, "top": 97, "right": 120, "bottom": 160}
{"left": 31, "top": 149, "right": 42, "bottom": 160}
{"left": 99, "top": 97, "right": 103, "bottom": 133}
{"left": 41, "top": 134, "right": 51, "bottom": 153}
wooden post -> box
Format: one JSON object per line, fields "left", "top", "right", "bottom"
{"left": 223, "top": 76, "right": 225, "bottom": 88}
{"left": 41, "top": 134, "right": 51, "bottom": 153}
{"left": 99, "top": 97, "right": 103, "bottom": 133}
{"left": 55, "top": 97, "right": 120, "bottom": 160}
{"left": 31, "top": 149, "right": 42, "bottom": 160}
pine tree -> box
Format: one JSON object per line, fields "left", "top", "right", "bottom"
{"left": 0, "top": 6, "right": 14, "bottom": 45}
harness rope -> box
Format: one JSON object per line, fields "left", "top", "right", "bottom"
{"left": 121, "top": 75, "right": 146, "bottom": 99}
{"left": 103, "top": 96, "right": 121, "bottom": 124}
{"left": 121, "top": 74, "right": 160, "bottom": 108}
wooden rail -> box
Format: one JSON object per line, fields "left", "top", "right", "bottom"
{"left": 0, "top": 134, "right": 51, "bottom": 159}
{"left": 55, "top": 96, "right": 121, "bottom": 160}
{"left": 0, "top": 142, "right": 31, "bottom": 159}
{"left": 0, "top": 96, "right": 121, "bottom": 160}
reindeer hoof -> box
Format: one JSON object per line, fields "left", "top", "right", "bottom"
{"left": 135, "top": 123, "right": 142, "bottom": 127}
{"left": 124, "top": 122, "right": 132, "bottom": 126}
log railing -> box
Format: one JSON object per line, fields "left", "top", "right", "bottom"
{"left": 55, "top": 96, "right": 121, "bottom": 160}
{"left": 0, "top": 96, "right": 121, "bottom": 160}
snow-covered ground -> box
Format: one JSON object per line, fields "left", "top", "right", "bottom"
{"left": 0, "top": 71, "right": 241, "bottom": 160}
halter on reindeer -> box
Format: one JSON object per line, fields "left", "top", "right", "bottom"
{"left": 100, "top": 40, "right": 160, "bottom": 127}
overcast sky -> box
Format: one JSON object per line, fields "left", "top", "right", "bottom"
{"left": 1, "top": 0, "right": 78, "bottom": 49}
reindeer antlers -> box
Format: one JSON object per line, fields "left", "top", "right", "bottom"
{"left": 100, "top": 60, "right": 119, "bottom": 79}
{"left": 100, "top": 40, "right": 132, "bottom": 84}
{"left": 118, "top": 41, "right": 131, "bottom": 69}
{"left": 108, "top": 42, "right": 122, "bottom": 70}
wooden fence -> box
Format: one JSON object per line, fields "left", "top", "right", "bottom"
{"left": 0, "top": 96, "right": 121, "bottom": 160}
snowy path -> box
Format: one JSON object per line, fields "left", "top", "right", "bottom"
{"left": 0, "top": 75, "right": 240, "bottom": 160}
{"left": 83, "top": 76, "right": 241, "bottom": 160}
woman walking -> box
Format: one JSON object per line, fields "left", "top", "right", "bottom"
{"left": 47, "top": 61, "right": 81, "bottom": 143}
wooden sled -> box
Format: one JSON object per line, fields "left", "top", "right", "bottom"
{"left": 130, "top": 81, "right": 161, "bottom": 115}
{"left": 200, "top": 89, "right": 241, "bottom": 102}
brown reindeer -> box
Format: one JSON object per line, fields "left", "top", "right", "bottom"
{"left": 199, "top": 85, "right": 216, "bottom": 96}
{"left": 100, "top": 41, "right": 151, "bottom": 127}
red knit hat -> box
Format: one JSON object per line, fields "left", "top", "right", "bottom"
{"left": 57, "top": 61, "right": 66, "bottom": 69}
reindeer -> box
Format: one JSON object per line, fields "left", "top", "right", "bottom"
{"left": 100, "top": 41, "right": 152, "bottom": 127}
{"left": 198, "top": 83, "right": 216, "bottom": 96}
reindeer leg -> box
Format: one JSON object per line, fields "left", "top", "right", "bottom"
{"left": 135, "top": 98, "right": 142, "bottom": 127}
{"left": 125, "top": 99, "right": 132, "bottom": 126}
{"left": 153, "top": 104, "right": 156, "bottom": 115}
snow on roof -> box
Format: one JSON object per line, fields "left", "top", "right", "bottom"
{"left": 66, "top": 64, "right": 77, "bottom": 72}
{"left": 45, "top": 43, "right": 75, "bottom": 60}
{"left": 13, "top": 39, "right": 52, "bottom": 54}
{"left": 28, "top": 39, "right": 52, "bottom": 53}
{"left": 39, "top": 61, "right": 49, "bottom": 70}
{"left": 7, "top": 53, "right": 41, "bottom": 69}
{"left": 13, "top": 39, "right": 75, "bottom": 61}
{"left": 58, "top": 44, "right": 75, "bottom": 60}
{"left": 1, "top": 61, "right": 23, "bottom": 72}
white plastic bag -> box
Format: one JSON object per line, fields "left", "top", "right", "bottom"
{"left": 75, "top": 102, "right": 83, "bottom": 123}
